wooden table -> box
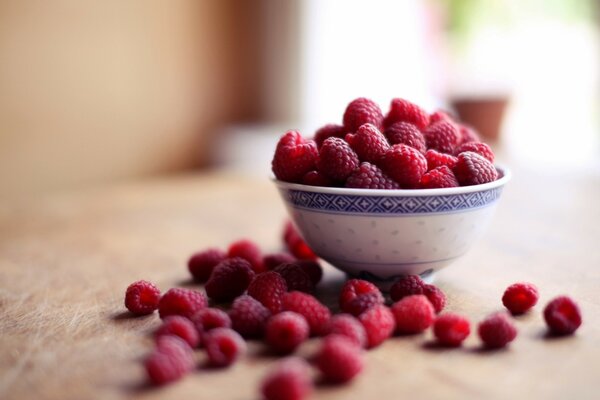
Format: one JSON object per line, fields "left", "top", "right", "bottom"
{"left": 1, "top": 167, "right": 599, "bottom": 400}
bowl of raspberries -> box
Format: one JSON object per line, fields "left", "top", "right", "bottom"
{"left": 271, "top": 97, "right": 510, "bottom": 287}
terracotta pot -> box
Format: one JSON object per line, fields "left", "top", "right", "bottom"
{"left": 451, "top": 96, "right": 509, "bottom": 141}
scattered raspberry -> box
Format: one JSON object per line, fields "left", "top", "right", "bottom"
{"left": 454, "top": 142, "right": 495, "bottom": 163}
{"left": 247, "top": 271, "right": 288, "bottom": 313}
{"left": 358, "top": 305, "right": 395, "bottom": 348}
{"left": 429, "top": 109, "right": 455, "bottom": 124}
{"left": 425, "top": 149, "right": 458, "bottom": 170}
{"left": 391, "top": 295, "right": 435, "bottom": 334}
{"left": 502, "top": 282, "right": 539, "bottom": 315}
{"left": 124, "top": 280, "right": 161, "bottom": 315}
{"left": 478, "top": 312, "right": 518, "bottom": 348}
{"left": 314, "top": 124, "right": 346, "bottom": 147}
{"left": 457, "top": 124, "right": 481, "bottom": 145}
{"left": 274, "top": 263, "right": 313, "bottom": 293}
{"left": 155, "top": 316, "right": 200, "bottom": 348}
{"left": 423, "top": 284, "right": 446, "bottom": 314}
{"left": 301, "top": 170, "right": 333, "bottom": 187}
{"left": 272, "top": 130, "right": 319, "bottom": 183}
{"left": 343, "top": 97, "right": 384, "bottom": 132}
{"left": 295, "top": 260, "right": 323, "bottom": 286}
{"left": 345, "top": 123, "right": 390, "bottom": 164}
{"left": 383, "top": 98, "right": 429, "bottom": 130}
{"left": 205, "top": 257, "right": 255, "bottom": 302}
{"left": 345, "top": 292, "right": 385, "bottom": 317}
{"left": 433, "top": 313, "right": 471, "bottom": 347}
{"left": 158, "top": 288, "right": 207, "bottom": 319}
{"left": 345, "top": 162, "right": 400, "bottom": 189}
{"left": 543, "top": 296, "right": 582, "bottom": 335}
{"left": 261, "top": 357, "right": 313, "bottom": 400}
{"left": 382, "top": 144, "right": 428, "bottom": 188}
{"left": 420, "top": 165, "right": 459, "bottom": 189}
{"left": 453, "top": 151, "right": 498, "bottom": 186}
{"left": 229, "top": 295, "right": 271, "bottom": 338}
{"left": 283, "top": 291, "right": 331, "bottom": 336}
{"left": 339, "top": 279, "right": 381, "bottom": 313}
{"left": 145, "top": 336, "right": 194, "bottom": 386}
{"left": 191, "top": 307, "right": 231, "bottom": 335}
{"left": 327, "top": 314, "right": 367, "bottom": 348}
{"left": 317, "top": 137, "right": 360, "bottom": 181}
{"left": 187, "top": 248, "right": 226, "bottom": 283}
{"left": 283, "top": 221, "right": 317, "bottom": 261}
{"left": 228, "top": 239, "right": 264, "bottom": 273}
{"left": 424, "top": 120, "right": 460, "bottom": 154}
{"left": 384, "top": 121, "right": 427, "bottom": 154}
{"left": 315, "top": 335, "right": 364, "bottom": 383}
{"left": 389, "top": 275, "right": 425, "bottom": 302}
{"left": 204, "top": 327, "right": 246, "bottom": 367}
{"left": 263, "top": 252, "right": 296, "bottom": 271}
{"left": 265, "top": 311, "right": 310, "bottom": 354}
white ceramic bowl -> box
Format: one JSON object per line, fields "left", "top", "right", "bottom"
{"left": 274, "top": 167, "right": 510, "bottom": 288}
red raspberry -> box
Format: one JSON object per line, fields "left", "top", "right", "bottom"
{"left": 420, "top": 166, "right": 459, "bottom": 189}
{"left": 384, "top": 98, "right": 429, "bottom": 130}
{"left": 316, "top": 335, "right": 364, "bottom": 383}
{"left": 345, "top": 162, "right": 400, "bottom": 189}
{"left": 358, "top": 305, "right": 395, "bottom": 348}
{"left": 346, "top": 292, "right": 385, "bottom": 317}
{"left": 543, "top": 296, "right": 582, "bottom": 335}
{"left": 191, "top": 307, "right": 231, "bottom": 335}
{"left": 454, "top": 142, "right": 495, "bottom": 163}
{"left": 317, "top": 137, "right": 360, "bottom": 181}
{"left": 384, "top": 121, "right": 427, "bottom": 154}
{"left": 423, "top": 284, "right": 446, "bottom": 314}
{"left": 425, "top": 149, "right": 458, "bottom": 170}
{"left": 433, "top": 313, "right": 471, "bottom": 347}
{"left": 314, "top": 124, "right": 346, "bottom": 147}
{"left": 429, "top": 109, "right": 455, "bottom": 124}
{"left": 274, "top": 263, "right": 313, "bottom": 293}
{"left": 228, "top": 239, "right": 264, "bottom": 273}
{"left": 390, "top": 275, "right": 425, "bottom": 302}
{"left": 229, "top": 295, "right": 271, "bottom": 338}
{"left": 158, "top": 288, "right": 207, "bottom": 319}
{"left": 283, "top": 221, "right": 318, "bottom": 261}
{"left": 327, "top": 314, "right": 367, "bottom": 348}
{"left": 345, "top": 123, "right": 390, "bottom": 164}
{"left": 295, "top": 260, "right": 323, "bottom": 286}
{"left": 282, "top": 291, "right": 331, "bottom": 336}
{"left": 478, "top": 312, "right": 518, "bottom": 348}
{"left": 187, "top": 248, "right": 226, "bottom": 283}
{"left": 263, "top": 252, "right": 296, "bottom": 271}
{"left": 391, "top": 295, "right": 435, "bottom": 334}
{"left": 301, "top": 170, "right": 333, "bottom": 187}
{"left": 124, "top": 280, "right": 161, "bottom": 315}
{"left": 343, "top": 97, "right": 384, "bottom": 132}
{"left": 145, "top": 336, "right": 194, "bottom": 386}
{"left": 261, "top": 357, "right": 313, "bottom": 400}
{"left": 453, "top": 151, "right": 498, "bottom": 186}
{"left": 204, "top": 327, "right": 246, "bottom": 367}
{"left": 205, "top": 257, "right": 255, "bottom": 302}
{"left": 502, "top": 282, "right": 539, "bottom": 315}
{"left": 247, "top": 271, "right": 288, "bottom": 313}
{"left": 457, "top": 124, "right": 481, "bottom": 145}
{"left": 155, "top": 316, "right": 200, "bottom": 348}
{"left": 382, "top": 144, "right": 428, "bottom": 188}
{"left": 265, "top": 311, "right": 310, "bottom": 354}
{"left": 272, "top": 130, "right": 318, "bottom": 183}
{"left": 339, "top": 279, "right": 381, "bottom": 313}
{"left": 424, "top": 120, "right": 460, "bottom": 154}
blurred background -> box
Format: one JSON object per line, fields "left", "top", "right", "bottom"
{"left": 1, "top": 0, "right": 599, "bottom": 199}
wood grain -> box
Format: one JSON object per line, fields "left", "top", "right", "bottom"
{"left": 1, "top": 169, "right": 599, "bottom": 400}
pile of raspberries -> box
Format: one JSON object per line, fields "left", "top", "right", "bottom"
{"left": 123, "top": 222, "right": 582, "bottom": 400}
{"left": 272, "top": 97, "right": 499, "bottom": 189}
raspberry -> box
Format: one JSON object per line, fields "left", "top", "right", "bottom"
{"left": 384, "top": 98, "right": 429, "bottom": 130}
{"left": 301, "top": 170, "right": 333, "bottom": 187}
{"left": 391, "top": 295, "right": 435, "bottom": 334}
{"left": 261, "top": 357, "right": 313, "bottom": 400}
{"left": 124, "top": 280, "right": 161, "bottom": 315}
{"left": 314, "top": 124, "right": 346, "bottom": 147}
{"left": 273, "top": 263, "right": 313, "bottom": 293}
{"left": 204, "top": 327, "right": 246, "bottom": 367}
{"left": 187, "top": 248, "right": 226, "bottom": 283}
{"left": 433, "top": 313, "right": 471, "bottom": 347}
{"left": 317, "top": 137, "right": 360, "bottom": 181}
{"left": 343, "top": 97, "right": 384, "bottom": 132}
{"left": 272, "top": 130, "right": 319, "bottom": 183}
{"left": 389, "top": 275, "right": 425, "bottom": 302}
{"left": 384, "top": 121, "right": 427, "bottom": 154}
{"left": 283, "top": 221, "right": 317, "bottom": 261}
{"left": 228, "top": 239, "right": 264, "bottom": 273}
{"left": 263, "top": 252, "right": 296, "bottom": 271}
{"left": 158, "top": 288, "right": 207, "bottom": 319}
{"left": 295, "top": 260, "right": 323, "bottom": 286}
{"left": 454, "top": 142, "right": 495, "bottom": 163}
{"left": 478, "top": 312, "right": 517, "bottom": 348}
{"left": 155, "top": 316, "right": 200, "bottom": 348}
{"left": 382, "top": 144, "right": 427, "bottom": 188}
{"left": 205, "top": 257, "right": 255, "bottom": 302}
{"left": 339, "top": 279, "right": 381, "bottom": 313}
{"left": 315, "top": 335, "right": 364, "bottom": 383}
{"left": 327, "top": 314, "right": 367, "bottom": 348}
{"left": 283, "top": 291, "right": 331, "bottom": 336}
{"left": 425, "top": 149, "right": 458, "bottom": 170}
{"left": 191, "top": 307, "right": 231, "bottom": 335}
{"left": 423, "top": 284, "right": 446, "bottom": 314}
{"left": 429, "top": 109, "right": 455, "bottom": 124}
{"left": 145, "top": 336, "right": 194, "bottom": 386}
{"left": 453, "top": 151, "right": 498, "bottom": 186}
{"left": 424, "top": 120, "right": 460, "bottom": 154}
{"left": 265, "top": 311, "right": 310, "bottom": 354}
{"left": 345, "top": 123, "right": 390, "bottom": 164}
{"left": 502, "top": 282, "right": 539, "bottom": 315}
{"left": 420, "top": 166, "right": 459, "bottom": 189}
{"left": 345, "top": 162, "right": 400, "bottom": 189}
{"left": 346, "top": 292, "right": 385, "bottom": 317}
{"left": 358, "top": 305, "right": 395, "bottom": 348}
{"left": 543, "top": 296, "right": 582, "bottom": 335}
{"left": 457, "top": 124, "right": 481, "bottom": 145}
{"left": 247, "top": 271, "right": 288, "bottom": 313}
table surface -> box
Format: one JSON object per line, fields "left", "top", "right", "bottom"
{"left": 1, "top": 167, "right": 600, "bottom": 400}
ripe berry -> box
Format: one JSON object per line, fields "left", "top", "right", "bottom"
{"left": 429, "top": 109, "right": 455, "bottom": 124}
{"left": 229, "top": 295, "right": 271, "bottom": 338}
{"left": 317, "top": 137, "right": 360, "bottom": 181}
{"left": 315, "top": 335, "right": 364, "bottom": 383}
{"left": 478, "top": 312, "right": 518, "bottom": 348}
{"left": 359, "top": 305, "right": 395, "bottom": 348}
{"left": 384, "top": 121, "right": 427, "bottom": 154}
{"left": 420, "top": 166, "right": 459, "bottom": 189}
{"left": 228, "top": 239, "right": 264, "bottom": 273}
{"left": 424, "top": 120, "right": 460, "bottom": 154}
{"left": 382, "top": 144, "right": 428, "bottom": 188}
{"left": 145, "top": 336, "right": 194, "bottom": 386}
{"left": 314, "top": 124, "right": 346, "bottom": 147}
{"left": 191, "top": 307, "right": 231, "bottom": 335}
{"left": 343, "top": 97, "right": 384, "bottom": 132}
{"left": 327, "top": 314, "right": 367, "bottom": 348}
{"left": 425, "top": 149, "right": 458, "bottom": 170}
{"left": 124, "top": 280, "right": 161, "bottom": 315}
{"left": 433, "top": 313, "right": 471, "bottom": 347}
{"left": 453, "top": 151, "right": 498, "bottom": 186}
{"left": 339, "top": 279, "right": 381, "bottom": 313}
{"left": 502, "top": 282, "right": 539, "bottom": 315}
{"left": 345, "top": 162, "right": 400, "bottom": 189}
{"left": 391, "top": 295, "right": 435, "bottom": 334}
{"left": 155, "top": 316, "right": 200, "bottom": 348}
{"left": 273, "top": 263, "right": 313, "bottom": 293}
{"left": 345, "top": 123, "right": 390, "bottom": 164}
{"left": 265, "top": 311, "right": 310, "bottom": 354}
{"left": 261, "top": 357, "right": 313, "bottom": 400}
{"left": 283, "top": 221, "right": 317, "bottom": 261}
{"left": 390, "top": 275, "right": 425, "bottom": 302}
{"left": 204, "top": 328, "right": 246, "bottom": 367}
{"left": 205, "top": 257, "right": 255, "bottom": 302}
{"left": 454, "top": 142, "right": 495, "bottom": 163}
{"left": 543, "top": 296, "right": 582, "bottom": 335}
{"left": 187, "top": 248, "right": 226, "bottom": 282}
{"left": 158, "top": 288, "right": 207, "bottom": 319}
{"left": 272, "top": 130, "right": 318, "bottom": 183}
{"left": 457, "top": 124, "right": 481, "bottom": 145}
{"left": 283, "top": 291, "right": 331, "bottom": 336}
{"left": 247, "top": 271, "right": 288, "bottom": 313}
{"left": 295, "top": 260, "right": 323, "bottom": 286}
{"left": 263, "top": 252, "right": 296, "bottom": 271}
{"left": 345, "top": 292, "right": 385, "bottom": 317}
{"left": 384, "top": 98, "right": 429, "bottom": 130}
{"left": 301, "top": 170, "right": 334, "bottom": 187}
{"left": 422, "top": 284, "right": 447, "bottom": 314}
